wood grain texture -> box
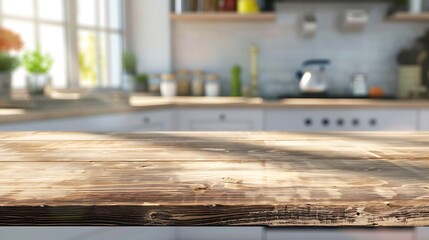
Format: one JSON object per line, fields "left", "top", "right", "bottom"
{"left": 387, "top": 12, "right": 429, "bottom": 22}
{"left": 0, "top": 132, "right": 428, "bottom": 226}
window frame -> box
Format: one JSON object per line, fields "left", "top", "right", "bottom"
{"left": 0, "top": 0, "right": 125, "bottom": 88}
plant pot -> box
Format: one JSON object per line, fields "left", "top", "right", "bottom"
{"left": 0, "top": 72, "right": 12, "bottom": 99}
{"left": 26, "top": 74, "right": 51, "bottom": 96}
{"left": 134, "top": 82, "right": 148, "bottom": 93}
{"left": 123, "top": 74, "right": 135, "bottom": 92}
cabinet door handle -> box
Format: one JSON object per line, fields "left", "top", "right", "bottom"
{"left": 219, "top": 114, "right": 226, "bottom": 121}
{"left": 143, "top": 117, "right": 151, "bottom": 124}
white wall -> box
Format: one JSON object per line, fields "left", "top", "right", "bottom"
{"left": 126, "top": 0, "right": 172, "bottom": 74}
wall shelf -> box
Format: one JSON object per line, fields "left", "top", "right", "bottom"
{"left": 387, "top": 12, "right": 429, "bottom": 22}
{"left": 170, "top": 13, "right": 276, "bottom": 22}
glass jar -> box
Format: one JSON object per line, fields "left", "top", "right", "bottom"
{"left": 176, "top": 70, "right": 192, "bottom": 96}
{"left": 197, "top": 0, "right": 218, "bottom": 12}
{"left": 205, "top": 74, "right": 220, "bottom": 97}
{"left": 148, "top": 74, "right": 161, "bottom": 95}
{"left": 192, "top": 70, "right": 205, "bottom": 96}
{"left": 220, "top": 0, "right": 237, "bottom": 11}
{"left": 160, "top": 74, "right": 177, "bottom": 97}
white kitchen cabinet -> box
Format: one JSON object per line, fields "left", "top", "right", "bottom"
{"left": 0, "top": 227, "right": 176, "bottom": 240}
{"left": 266, "top": 228, "right": 415, "bottom": 240}
{"left": 417, "top": 228, "right": 429, "bottom": 240}
{"left": 418, "top": 110, "right": 429, "bottom": 131}
{"left": 265, "top": 109, "right": 418, "bottom": 132}
{"left": 0, "top": 110, "right": 177, "bottom": 132}
{"left": 179, "top": 109, "right": 264, "bottom": 131}
{"left": 176, "top": 227, "right": 263, "bottom": 240}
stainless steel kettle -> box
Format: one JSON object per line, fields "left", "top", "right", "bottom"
{"left": 296, "top": 59, "right": 330, "bottom": 93}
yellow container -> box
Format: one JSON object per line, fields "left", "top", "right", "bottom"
{"left": 238, "top": 0, "right": 260, "bottom": 14}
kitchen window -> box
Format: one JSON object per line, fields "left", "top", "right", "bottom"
{"left": 0, "top": 0, "right": 124, "bottom": 89}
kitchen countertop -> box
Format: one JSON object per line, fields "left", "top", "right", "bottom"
{"left": 130, "top": 96, "right": 429, "bottom": 109}
{"left": 1, "top": 96, "right": 429, "bottom": 124}
{"left": 1, "top": 132, "right": 428, "bottom": 226}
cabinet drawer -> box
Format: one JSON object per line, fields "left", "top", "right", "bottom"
{"left": 265, "top": 109, "right": 417, "bottom": 132}
{"left": 266, "top": 228, "right": 415, "bottom": 240}
{"left": 0, "top": 227, "right": 176, "bottom": 240}
{"left": 419, "top": 110, "right": 429, "bottom": 131}
{"left": 0, "top": 110, "right": 177, "bottom": 132}
{"left": 417, "top": 228, "right": 429, "bottom": 240}
{"left": 176, "top": 227, "right": 263, "bottom": 240}
{"left": 108, "top": 110, "right": 177, "bottom": 131}
{"left": 179, "top": 109, "right": 263, "bottom": 131}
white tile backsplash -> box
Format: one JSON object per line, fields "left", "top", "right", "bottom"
{"left": 172, "top": 2, "right": 428, "bottom": 97}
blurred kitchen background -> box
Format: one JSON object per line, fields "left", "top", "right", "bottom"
{"left": 1, "top": 0, "right": 429, "bottom": 134}
{"left": 1, "top": 0, "right": 429, "bottom": 99}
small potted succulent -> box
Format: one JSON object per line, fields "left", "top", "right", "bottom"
{"left": 22, "top": 47, "right": 53, "bottom": 96}
{"left": 0, "top": 28, "right": 23, "bottom": 98}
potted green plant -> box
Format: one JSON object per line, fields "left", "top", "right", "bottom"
{"left": 0, "top": 28, "right": 23, "bottom": 98}
{"left": 122, "top": 51, "right": 137, "bottom": 92}
{"left": 22, "top": 47, "right": 53, "bottom": 96}
{"left": 135, "top": 73, "right": 148, "bottom": 92}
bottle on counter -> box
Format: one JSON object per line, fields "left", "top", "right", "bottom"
{"left": 257, "top": 0, "right": 274, "bottom": 12}
{"left": 249, "top": 44, "right": 260, "bottom": 97}
{"left": 176, "top": 70, "right": 192, "bottom": 96}
{"left": 175, "top": 0, "right": 198, "bottom": 14}
{"left": 192, "top": 70, "right": 205, "bottom": 96}
{"left": 160, "top": 74, "right": 177, "bottom": 97}
{"left": 219, "top": 0, "right": 237, "bottom": 11}
{"left": 231, "top": 65, "right": 242, "bottom": 97}
{"left": 205, "top": 74, "right": 221, "bottom": 97}
{"left": 197, "top": 0, "right": 218, "bottom": 12}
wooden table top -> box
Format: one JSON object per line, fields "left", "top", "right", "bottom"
{"left": 1, "top": 132, "right": 428, "bottom": 226}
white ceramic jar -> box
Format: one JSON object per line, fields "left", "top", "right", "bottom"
{"left": 160, "top": 74, "right": 177, "bottom": 98}
{"left": 205, "top": 74, "right": 220, "bottom": 97}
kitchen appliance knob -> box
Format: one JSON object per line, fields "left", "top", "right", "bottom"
{"left": 304, "top": 118, "right": 313, "bottom": 126}
{"left": 337, "top": 119, "right": 345, "bottom": 126}
{"left": 219, "top": 114, "right": 226, "bottom": 121}
{"left": 352, "top": 119, "right": 360, "bottom": 126}
{"left": 322, "top": 118, "right": 330, "bottom": 126}
{"left": 143, "top": 117, "right": 151, "bottom": 124}
{"left": 369, "top": 118, "right": 378, "bottom": 126}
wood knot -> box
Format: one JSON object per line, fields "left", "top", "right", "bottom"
{"left": 193, "top": 184, "right": 210, "bottom": 193}
{"left": 149, "top": 212, "right": 171, "bottom": 222}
